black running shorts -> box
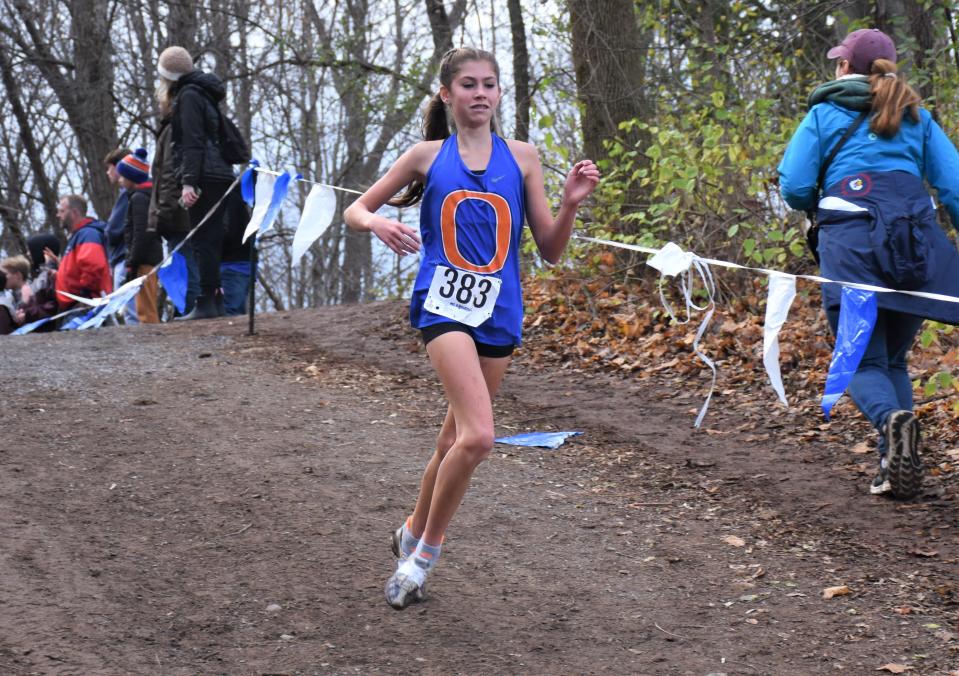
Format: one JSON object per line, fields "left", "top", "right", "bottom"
{"left": 420, "top": 322, "right": 515, "bottom": 358}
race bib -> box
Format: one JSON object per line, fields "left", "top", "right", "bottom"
{"left": 424, "top": 265, "right": 501, "bottom": 328}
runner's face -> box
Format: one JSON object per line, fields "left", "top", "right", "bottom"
{"left": 443, "top": 60, "right": 500, "bottom": 129}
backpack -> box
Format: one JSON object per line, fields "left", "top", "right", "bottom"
{"left": 217, "top": 110, "right": 252, "bottom": 165}
{"left": 176, "top": 83, "right": 252, "bottom": 165}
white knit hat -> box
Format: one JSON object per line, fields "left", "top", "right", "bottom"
{"left": 158, "top": 46, "right": 194, "bottom": 81}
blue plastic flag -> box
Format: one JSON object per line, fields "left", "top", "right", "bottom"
{"left": 11, "top": 316, "right": 54, "bottom": 335}
{"left": 78, "top": 285, "right": 140, "bottom": 330}
{"left": 259, "top": 171, "right": 295, "bottom": 236}
{"left": 494, "top": 431, "right": 582, "bottom": 450}
{"left": 822, "top": 287, "right": 878, "bottom": 419}
{"left": 60, "top": 306, "right": 101, "bottom": 331}
{"left": 240, "top": 161, "right": 259, "bottom": 207}
{"left": 157, "top": 251, "right": 188, "bottom": 314}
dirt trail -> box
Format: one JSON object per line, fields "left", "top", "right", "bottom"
{"left": 1, "top": 302, "right": 956, "bottom": 675}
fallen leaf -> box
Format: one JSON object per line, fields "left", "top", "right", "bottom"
{"left": 944, "top": 448, "right": 959, "bottom": 460}
{"left": 893, "top": 606, "right": 913, "bottom": 615}
{"left": 876, "top": 664, "right": 911, "bottom": 674}
{"left": 723, "top": 535, "right": 746, "bottom": 547}
{"left": 851, "top": 441, "right": 871, "bottom": 454}
{"left": 909, "top": 548, "right": 939, "bottom": 558}
{"left": 822, "top": 585, "right": 851, "bottom": 599}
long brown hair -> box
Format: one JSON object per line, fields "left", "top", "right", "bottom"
{"left": 869, "top": 58, "right": 920, "bottom": 137}
{"left": 389, "top": 47, "right": 501, "bottom": 207}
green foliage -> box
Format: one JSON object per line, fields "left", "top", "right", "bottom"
{"left": 579, "top": 0, "right": 959, "bottom": 284}
{"left": 588, "top": 95, "right": 802, "bottom": 270}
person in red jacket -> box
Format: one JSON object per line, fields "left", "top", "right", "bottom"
{"left": 54, "top": 194, "right": 113, "bottom": 310}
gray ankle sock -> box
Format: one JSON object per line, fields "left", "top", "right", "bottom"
{"left": 401, "top": 522, "right": 420, "bottom": 558}
{"left": 412, "top": 540, "right": 442, "bottom": 571}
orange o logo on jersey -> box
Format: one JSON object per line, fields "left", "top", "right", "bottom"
{"left": 440, "top": 190, "right": 512, "bottom": 274}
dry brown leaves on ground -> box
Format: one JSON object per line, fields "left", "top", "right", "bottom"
{"left": 522, "top": 266, "right": 959, "bottom": 477}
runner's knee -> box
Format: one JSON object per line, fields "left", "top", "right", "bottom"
{"left": 436, "top": 431, "right": 456, "bottom": 457}
{"left": 456, "top": 429, "right": 495, "bottom": 464}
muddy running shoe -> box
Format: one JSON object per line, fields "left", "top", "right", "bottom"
{"left": 885, "top": 410, "right": 922, "bottom": 499}
{"left": 390, "top": 516, "right": 418, "bottom": 559}
{"left": 870, "top": 456, "right": 891, "bottom": 495}
{"left": 385, "top": 558, "right": 427, "bottom": 610}
{"left": 390, "top": 524, "right": 404, "bottom": 559}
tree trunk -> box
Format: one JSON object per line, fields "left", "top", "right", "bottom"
{"left": 7, "top": 0, "right": 120, "bottom": 219}
{"left": 0, "top": 40, "right": 59, "bottom": 230}
{"left": 507, "top": 0, "right": 530, "bottom": 141}
{"left": 425, "top": 0, "right": 455, "bottom": 54}
{"left": 569, "top": 0, "right": 652, "bottom": 165}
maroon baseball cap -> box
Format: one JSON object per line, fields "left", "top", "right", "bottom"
{"left": 827, "top": 28, "right": 897, "bottom": 74}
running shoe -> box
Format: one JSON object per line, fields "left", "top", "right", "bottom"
{"left": 390, "top": 524, "right": 404, "bottom": 559}
{"left": 870, "top": 455, "right": 891, "bottom": 495}
{"left": 885, "top": 410, "right": 922, "bottom": 499}
{"left": 385, "top": 558, "right": 427, "bottom": 610}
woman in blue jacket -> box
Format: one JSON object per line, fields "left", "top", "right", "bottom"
{"left": 779, "top": 28, "right": 959, "bottom": 499}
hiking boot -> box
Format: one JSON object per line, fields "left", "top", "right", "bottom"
{"left": 385, "top": 559, "right": 427, "bottom": 610}
{"left": 885, "top": 410, "right": 922, "bottom": 499}
{"left": 870, "top": 456, "right": 891, "bottom": 495}
{"left": 175, "top": 294, "right": 218, "bottom": 321}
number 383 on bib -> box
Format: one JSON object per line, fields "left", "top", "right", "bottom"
{"left": 425, "top": 190, "right": 511, "bottom": 327}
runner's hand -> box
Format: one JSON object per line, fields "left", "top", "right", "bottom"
{"left": 371, "top": 218, "right": 421, "bottom": 256}
{"left": 562, "top": 160, "right": 601, "bottom": 206}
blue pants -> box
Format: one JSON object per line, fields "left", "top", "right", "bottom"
{"left": 163, "top": 234, "right": 200, "bottom": 314}
{"left": 826, "top": 307, "right": 923, "bottom": 454}
{"left": 220, "top": 266, "right": 250, "bottom": 316}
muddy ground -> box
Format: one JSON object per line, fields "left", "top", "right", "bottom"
{"left": 2, "top": 301, "right": 957, "bottom": 675}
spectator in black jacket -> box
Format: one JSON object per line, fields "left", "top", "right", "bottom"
{"left": 158, "top": 45, "right": 237, "bottom": 320}
{"left": 16, "top": 234, "right": 60, "bottom": 331}
{"left": 150, "top": 76, "right": 198, "bottom": 316}
{"left": 117, "top": 149, "right": 162, "bottom": 323}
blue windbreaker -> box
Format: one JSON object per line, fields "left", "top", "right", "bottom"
{"left": 779, "top": 98, "right": 959, "bottom": 324}
{"left": 779, "top": 102, "right": 959, "bottom": 227}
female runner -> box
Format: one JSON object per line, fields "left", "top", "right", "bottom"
{"left": 344, "top": 47, "right": 599, "bottom": 609}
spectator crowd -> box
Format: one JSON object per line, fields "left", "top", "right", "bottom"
{"left": 0, "top": 46, "right": 252, "bottom": 335}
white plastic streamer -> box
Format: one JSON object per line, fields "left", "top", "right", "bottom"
{"left": 242, "top": 171, "right": 277, "bottom": 243}
{"left": 573, "top": 234, "right": 959, "bottom": 304}
{"left": 291, "top": 184, "right": 337, "bottom": 264}
{"left": 647, "top": 242, "right": 718, "bottom": 428}
{"left": 762, "top": 274, "right": 797, "bottom": 406}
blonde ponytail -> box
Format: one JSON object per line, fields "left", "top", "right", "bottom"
{"left": 869, "top": 59, "right": 920, "bottom": 137}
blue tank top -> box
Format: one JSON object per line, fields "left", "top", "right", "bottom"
{"left": 410, "top": 133, "right": 526, "bottom": 345}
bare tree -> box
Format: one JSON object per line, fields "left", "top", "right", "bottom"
{"left": 569, "top": 0, "right": 652, "bottom": 165}
{"left": 507, "top": 0, "right": 530, "bottom": 141}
